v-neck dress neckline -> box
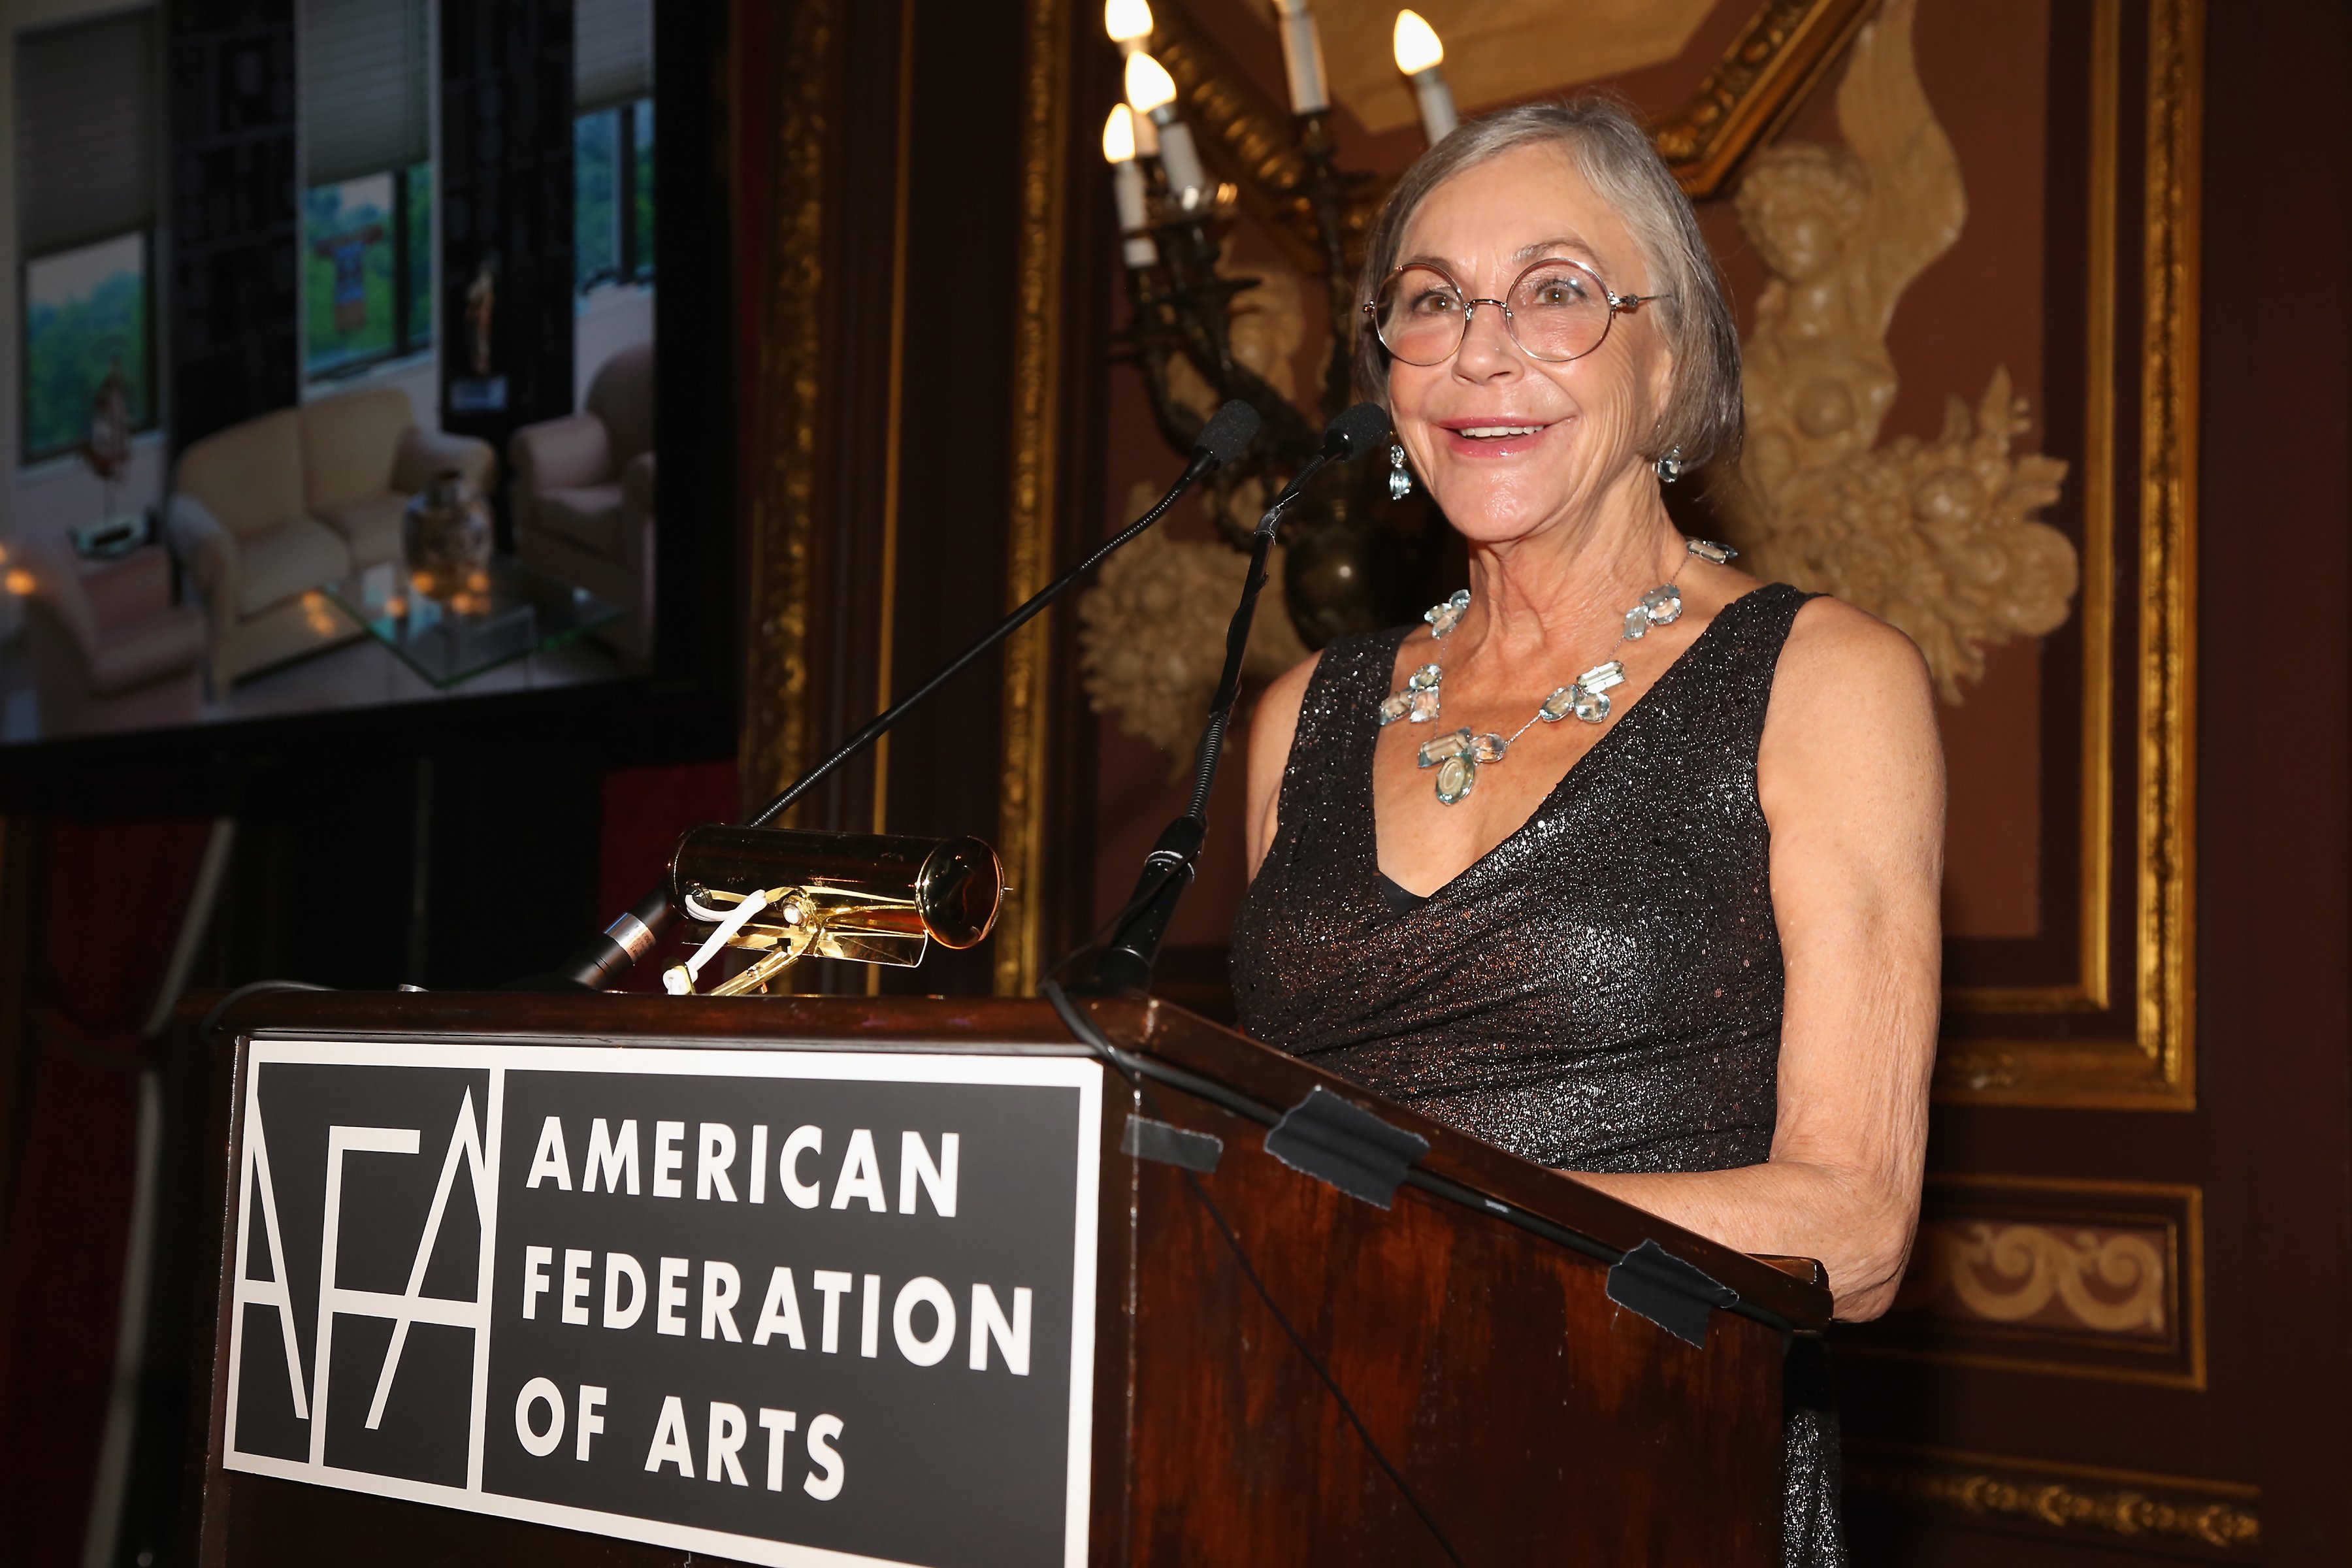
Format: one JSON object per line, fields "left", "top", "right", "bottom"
{"left": 1364, "top": 583, "right": 1785, "bottom": 910}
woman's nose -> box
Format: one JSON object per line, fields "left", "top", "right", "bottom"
{"left": 1454, "top": 301, "right": 1520, "bottom": 380}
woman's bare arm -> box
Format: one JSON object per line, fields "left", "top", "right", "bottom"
{"left": 1571, "top": 598, "right": 1943, "bottom": 1320}
{"left": 1243, "top": 651, "right": 1322, "bottom": 879}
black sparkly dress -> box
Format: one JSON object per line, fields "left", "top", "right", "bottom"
{"left": 1230, "top": 581, "right": 1842, "bottom": 1566}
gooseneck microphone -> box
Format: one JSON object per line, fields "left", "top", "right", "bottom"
{"left": 1075, "top": 402, "right": 1394, "bottom": 996}
{"left": 546, "top": 399, "right": 1266, "bottom": 990}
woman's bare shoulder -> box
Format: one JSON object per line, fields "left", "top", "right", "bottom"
{"left": 1774, "top": 593, "right": 1933, "bottom": 713}
{"left": 1759, "top": 593, "right": 1942, "bottom": 834}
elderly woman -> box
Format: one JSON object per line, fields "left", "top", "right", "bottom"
{"left": 1231, "top": 99, "right": 1941, "bottom": 1564}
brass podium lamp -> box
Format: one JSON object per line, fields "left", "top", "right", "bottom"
{"left": 659, "top": 826, "right": 1005, "bottom": 996}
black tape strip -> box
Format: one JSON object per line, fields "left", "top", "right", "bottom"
{"left": 1606, "top": 1238, "right": 1741, "bottom": 1348}
{"left": 1262, "top": 1085, "right": 1430, "bottom": 1209}
{"left": 1120, "top": 1114, "right": 1224, "bottom": 1173}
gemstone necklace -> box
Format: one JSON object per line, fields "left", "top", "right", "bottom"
{"left": 1377, "top": 538, "right": 1737, "bottom": 806}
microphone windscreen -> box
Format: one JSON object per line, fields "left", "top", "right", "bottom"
{"left": 1193, "top": 400, "right": 1263, "bottom": 468}
{"left": 1322, "top": 401, "right": 1394, "bottom": 461}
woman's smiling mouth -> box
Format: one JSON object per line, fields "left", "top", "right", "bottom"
{"left": 1436, "top": 418, "right": 1560, "bottom": 456}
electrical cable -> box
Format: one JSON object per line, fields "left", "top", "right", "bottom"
{"left": 195, "top": 980, "right": 333, "bottom": 1046}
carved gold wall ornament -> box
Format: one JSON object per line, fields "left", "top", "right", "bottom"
{"left": 1846, "top": 1446, "right": 2258, "bottom": 1554}
{"left": 1897, "top": 1220, "right": 2167, "bottom": 1337}
{"left": 1740, "top": 370, "right": 2076, "bottom": 703}
{"left": 1845, "top": 1175, "right": 2204, "bottom": 1387}
{"left": 1077, "top": 482, "right": 1311, "bottom": 779}
{"left": 1652, "top": 0, "right": 1875, "bottom": 195}
{"left": 1723, "top": 0, "right": 2079, "bottom": 704}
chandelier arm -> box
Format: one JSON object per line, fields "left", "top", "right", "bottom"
{"left": 1298, "top": 113, "right": 1363, "bottom": 420}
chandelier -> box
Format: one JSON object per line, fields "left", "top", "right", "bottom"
{"left": 1097, "top": 3, "right": 1467, "bottom": 649}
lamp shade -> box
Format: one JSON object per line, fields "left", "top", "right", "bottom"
{"left": 1103, "top": 0, "right": 1154, "bottom": 44}
{"left": 1103, "top": 103, "right": 1138, "bottom": 164}
{"left": 1124, "top": 50, "right": 1178, "bottom": 116}
{"left": 1392, "top": 8, "right": 1445, "bottom": 74}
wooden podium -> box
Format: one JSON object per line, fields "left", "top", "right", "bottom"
{"left": 186, "top": 989, "right": 1831, "bottom": 1567}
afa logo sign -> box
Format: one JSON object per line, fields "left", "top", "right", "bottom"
{"left": 221, "top": 1039, "right": 1102, "bottom": 1567}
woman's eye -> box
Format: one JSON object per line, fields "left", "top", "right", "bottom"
{"left": 1524, "top": 270, "right": 1592, "bottom": 307}
{"left": 1409, "top": 291, "right": 1460, "bottom": 317}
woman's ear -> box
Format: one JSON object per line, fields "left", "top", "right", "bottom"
{"left": 1643, "top": 337, "right": 1678, "bottom": 444}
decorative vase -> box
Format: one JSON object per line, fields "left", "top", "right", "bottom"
{"left": 402, "top": 470, "right": 493, "bottom": 601}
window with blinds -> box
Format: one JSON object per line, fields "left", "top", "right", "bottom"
{"left": 300, "top": 0, "right": 434, "bottom": 379}
{"left": 14, "top": 9, "right": 160, "bottom": 463}
{"left": 574, "top": 0, "right": 655, "bottom": 293}
{"left": 14, "top": 9, "right": 158, "bottom": 261}
{"left": 302, "top": 0, "right": 430, "bottom": 189}
{"left": 575, "top": 0, "right": 652, "bottom": 113}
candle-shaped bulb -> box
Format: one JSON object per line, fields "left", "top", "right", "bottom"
{"left": 1394, "top": 10, "right": 1457, "bottom": 141}
{"left": 1103, "top": 0, "right": 1154, "bottom": 45}
{"left": 1102, "top": 103, "right": 1137, "bottom": 164}
{"left": 1392, "top": 9, "right": 1445, "bottom": 74}
{"left": 1123, "top": 50, "right": 1177, "bottom": 116}
{"left": 1105, "top": 105, "right": 1158, "bottom": 267}
{"left": 1275, "top": 0, "right": 1330, "bottom": 117}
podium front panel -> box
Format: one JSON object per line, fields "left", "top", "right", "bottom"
{"left": 211, "top": 1034, "right": 1103, "bottom": 1568}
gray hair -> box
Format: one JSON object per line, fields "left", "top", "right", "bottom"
{"left": 1353, "top": 96, "right": 1744, "bottom": 472}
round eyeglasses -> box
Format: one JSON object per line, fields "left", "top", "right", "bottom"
{"left": 1365, "top": 255, "right": 1668, "bottom": 368}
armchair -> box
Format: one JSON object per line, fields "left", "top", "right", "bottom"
{"left": 511, "top": 342, "right": 655, "bottom": 660}
{"left": 16, "top": 536, "right": 205, "bottom": 736}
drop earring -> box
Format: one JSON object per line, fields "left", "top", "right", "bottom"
{"left": 1388, "top": 442, "right": 1413, "bottom": 500}
{"left": 1653, "top": 446, "right": 1686, "bottom": 485}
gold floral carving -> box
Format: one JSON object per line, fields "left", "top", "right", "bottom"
{"left": 995, "top": 0, "right": 1071, "bottom": 996}
{"left": 1895, "top": 1220, "right": 2168, "bottom": 1337}
{"left": 1847, "top": 1447, "right": 2258, "bottom": 1553}
{"left": 1079, "top": 483, "right": 1310, "bottom": 778}
{"left": 740, "top": 0, "right": 836, "bottom": 817}
{"left": 1723, "top": 0, "right": 2078, "bottom": 704}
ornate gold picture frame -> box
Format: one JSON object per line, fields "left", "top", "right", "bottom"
{"left": 1935, "top": 0, "right": 2201, "bottom": 1109}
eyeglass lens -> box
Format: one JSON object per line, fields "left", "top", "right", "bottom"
{"left": 1373, "top": 259, "right": 1618, "bottom": 367}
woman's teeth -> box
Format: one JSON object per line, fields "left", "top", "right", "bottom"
{"left": 1460, "top": 425, "right": 1541, "bottom": 438}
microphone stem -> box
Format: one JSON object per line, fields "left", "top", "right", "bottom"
{"left": 753, "top": 445, "right": 1216, "bottom": 828}
{"left": 1081, "top": 454, "right": 1322, "bottom": 994}
{"left": 552, "top": 446, "right": 1221, "bottom": 989}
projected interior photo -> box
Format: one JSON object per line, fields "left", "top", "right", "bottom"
{"left": 0, "top": 0, "right": 659, "bottom": 743}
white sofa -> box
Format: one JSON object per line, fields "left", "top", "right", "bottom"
{"left": 167, "top": 387, "right": 495, "bottom": 689}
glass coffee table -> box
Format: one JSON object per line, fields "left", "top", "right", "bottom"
{"left": 327, "top": 557, "right": 622, "bottom": 689}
